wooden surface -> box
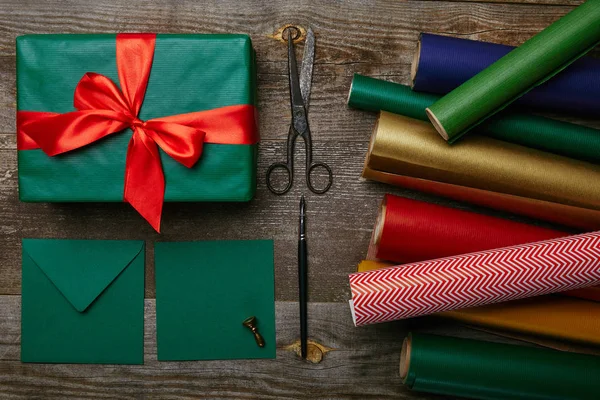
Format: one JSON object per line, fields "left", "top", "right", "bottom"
{"left": 0, "top": 297, "right": 531, "bottom": 399}
{"left": 0, "top": 0, "right": 594, "bottom": 398}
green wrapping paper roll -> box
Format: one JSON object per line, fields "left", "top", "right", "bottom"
{"left": 425, "top": 0, "right": 600, "bottom": 142}
{"left": 348, "top": 74, "right": 436, "bottom": 120}
{"left": 401, "top": 333, "right": 600, "bottom": 400}
{"left": 348, "top": 74, "right": 600, "bottom": 163}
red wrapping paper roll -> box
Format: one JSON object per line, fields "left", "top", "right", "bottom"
{"left": 371, "top": 194, "right": 563, "bottom": 263}
{"left": 367, "top": 195, "right": 600, "bottom": 301}
{"left": 349, "top": 231, "right": 600, "bottom": 326}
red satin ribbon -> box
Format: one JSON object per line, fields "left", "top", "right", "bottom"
{"left": 17, "top": 33, "right": 258, "bottom": 232}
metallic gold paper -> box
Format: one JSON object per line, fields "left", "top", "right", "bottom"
{"left": 366, "top": 112, "right": 600, "bottom": 211}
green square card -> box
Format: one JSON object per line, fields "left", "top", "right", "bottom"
{"left": 155, "top": 240, "right": 275, "bottom": 360}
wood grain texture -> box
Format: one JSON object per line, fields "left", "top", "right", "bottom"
{"left": 0, "top": 297, "right": 531, "bottom": 399}
{"left": 0, "top": 0, "right": 598, "bottom": 397}
{"left": 449, "top": 0, "right": 582, "bottom": 4}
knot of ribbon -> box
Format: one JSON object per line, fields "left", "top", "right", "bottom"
{"left": 17, "top": 33, "right": 258, "bottom": 232}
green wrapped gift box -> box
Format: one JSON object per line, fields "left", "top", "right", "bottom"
{"left": 16, "top": 34, "right": 259, "bottom": 214}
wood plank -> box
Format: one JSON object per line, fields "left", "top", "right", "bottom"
{"left": 0, "top": 0, "right": 580, "bottom": 54}
{"left": 0, "top": 56, "right": 14, "bottom": 134}
{"left": 0, "top": 297, "right": 530, "bottom": 399}
{"left": 449, "top": 0, "right": 582, "bottom": 5}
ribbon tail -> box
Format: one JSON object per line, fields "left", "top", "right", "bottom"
{"left": 123, "top": 128, "right": 165, "bottom": 232}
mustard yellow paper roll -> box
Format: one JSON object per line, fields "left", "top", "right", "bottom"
{"left": 367, "top": 112, "right": 600, "bottom": 211}
{"left": 441, "top": 297, "right": 600, "bottom": 347}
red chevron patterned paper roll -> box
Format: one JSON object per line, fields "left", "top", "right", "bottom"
{"left": 349, "top": 231, "right": 600, "bottom": 326}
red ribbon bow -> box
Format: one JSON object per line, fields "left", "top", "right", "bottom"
{"left": 17, "top": 33, "right": 258, "bottom": 232}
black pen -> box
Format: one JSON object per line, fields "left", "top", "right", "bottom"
{"left": 299, "top": 195, "right": 308, "bottom": 359}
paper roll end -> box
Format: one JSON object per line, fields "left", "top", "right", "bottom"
{"left": 349, "top": 299, "right": 358, "bottom": 326}
{"left": 373, "top": 196, "right": 388, "bottom": 246}
{"left": 400, "top": 335, "right": 412, "bottom": 382}
{"left": 369, "top": 114, "right": 381, "bottom": 154}
{"left": 425, "top": 108, "right": 449, "bottom": 141}
{"left": 363, "top": 113, "right": 382, "bottom": 176}
{"left": 410, "top": 37, "right": 421, "bottom": 87}
{"left": 347, "top": 78, "right": 355, "bottom": 106}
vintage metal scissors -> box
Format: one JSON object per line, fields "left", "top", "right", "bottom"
{"left": 266, "top": 27, "right": 333, "bottom": 195}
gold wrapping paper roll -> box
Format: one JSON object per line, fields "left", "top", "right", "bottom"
{"left": 358, "top": 260, "right": 393, "bottom": 272}
{"left": 366, "top": 112, "right": 600, "bottom": 211}
{"left": 357, "top": 261, "right": 600, "bottom": 348}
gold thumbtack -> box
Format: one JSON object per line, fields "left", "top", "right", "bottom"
{"left": 243, "top": 316, "right": 265, "bottom": 348}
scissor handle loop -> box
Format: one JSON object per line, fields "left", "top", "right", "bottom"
{"left": 307, "top": 161, "right": 333, "bottom": 194}
{"left": 266, "top": 162, "right": 293, "bottom": 195}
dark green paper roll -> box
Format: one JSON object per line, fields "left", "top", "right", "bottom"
{"left": 425, "top": 0, "right": 600, "bottom": 143}
{"left": 348, "top": 74, "right": 600, "bottom": 163}
{"left": 401, "top": 333, "right": 600, "bottom": 400}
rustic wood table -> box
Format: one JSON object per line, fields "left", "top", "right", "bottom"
{"left": 0, "top": 0, "right": 593, "bottom": 398}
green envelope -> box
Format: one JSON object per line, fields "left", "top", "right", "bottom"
{"left": 21, "top": 239, "right": 145, "bottom": 364}
{"left": 155, "top": 240, "right": 276, "bottom": 360}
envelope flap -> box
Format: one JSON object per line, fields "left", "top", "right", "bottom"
{"left": 22, "top": 239, "right": 144, "bottom": 312}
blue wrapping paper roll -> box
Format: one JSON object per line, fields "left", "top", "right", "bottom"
{"left": 412, "top": 33, "right": 600, "bottom": 116}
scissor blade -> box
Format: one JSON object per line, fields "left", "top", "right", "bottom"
{"left": 299, "top": 28, "right": 315, "bottom": 108}
{"left": 288, "top": 28, "right": 305, "bottom": 109}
